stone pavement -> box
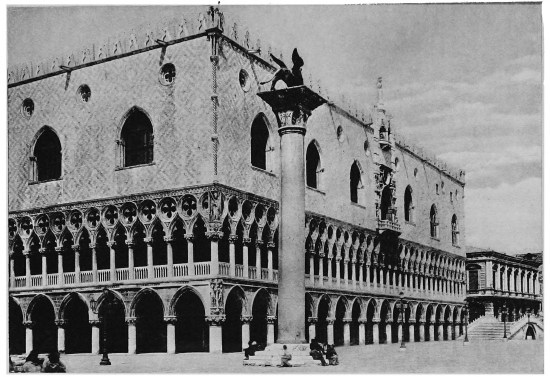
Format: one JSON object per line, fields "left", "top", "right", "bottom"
{"left": 53, "top": 340, "right": 542, "bottom": 374}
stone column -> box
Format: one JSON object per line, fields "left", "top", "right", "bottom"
{"left": 308, "top": 250, "right": 315, "bottom": 285}
{"left": 408, "top": 322, "right": 415, "bottom": 342}
{"left": 56, "top": 246, "right": 64, "bottom": 286}
{"left": 372, "top": 321, "right": 380, "bottom": 344}
{"left": 386, "top": 269, "right": 391, "bottom": 287}
{"left": 90, "top": 320, "right": 101, "bottom": 354}
{"left": 503, "top": 267, "right": 509, "bottom": 291}
{"left": 24, "top": 321, "right": 33, "bottom": 354}
{"left": 144, "top": 237, "right": 154, "bottom": 279}
{"left": 307, "top": 317, "right": 317, "bottom": 342}
{"left": 165, "top": 237, "right": 174, "bottom": 278}
{"left": 486, "top": 260, "right": 493, "bottom": 289}
{"left": 241, "top": 315, "right": 252, "bottom": 348}
{"left": 258, "top": 86, "right": 325, "bottom": 344}
{"left": 127, "top": 240, "right": 135, "bottom": 280}
{"left": 267, "top": 242, "right": 274, "bottom": 281}
{"left": 429, "top": 323, "right": 434, "bottom": 341}
{"left": 255, "top": 240, "right": 263, "bottom": 279}
{"left": 454, "top": 324, "right": 460, "bottom": 340}
{"left": 445, "top": 324, "right": 452, "bottom": 340}
{"left": 335, "top": 257, "right": 341, "bottom": 288}
{"left": 40, "top": 248, "right": 47, "bottom": 286}
{"left": 209, "top": 232, "right": 221, "bottom": 276}
{"left": 267, "top": 316, "right": 276, "bottom": 345}
{"left": 185, "top": 235, "right": 195, "bottom": 276}
{"left": 207, "top": 316, "right": 224, "bottom": 354}
{"left": 242, "top": 238, "right": 250, "bottom": 278}
{"left": 397, "top": 323, "right": 403, "bottom": 344}
{"left": 91, "top": 244, "right": 98, "bottom": 283}
{"left": 73, "top": 245, "right": 81, "bottom": 284}
{"left": 326, "top": 318, "right": 335, "bottom": 345}
{"left": 318, "top": 253, "right": 325, "bottom": 287}
{"left": 55, "top": 320, "right": 66, "bottom": 353}
{"left": 9, "top": 253, "right": 15, "bottom": 288}
{"left": 24, "top": 251, "right": 31, "bottom": 288}
{"left": 165, "top": 316, "right": 177, "bottom": 354}
{"left": 107, "top": 241, "right": 116, "bottom": 282}
{"left": 351, "top": 260, "right": 357, "bottom": 288}
{"left": 386, "top": 322, "right": 392, "bottom": 343}
{"left": 229, "top": 235, "right": 237, "bottom": 277}
{"left": 358, "top": 262, "right": 364, "bottom": 289}
{"left": 343, "top": 259, "right": 349, "bottom": 287}
{"left": 358, "top": 320, "right": 366, "bottom": 345}
{"left": 365, "top": 264, "right": 371, "bottom": 286}
{"left": 343, "top": 318, "right": 351, "bottom": 345}
{"left": 327, "top": 257, "right": 333, "bottom": 286}
{"left": 419, "top": 322, "right": 425, "bottom": 341}
{"left": 127, "top": 317, "right": 137, "bottom": 354}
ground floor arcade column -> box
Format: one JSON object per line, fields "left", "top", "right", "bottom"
{"left": 258, "top": 85, "right": 326, "bottom": 344}
{"left": 90, "top": 320, "right": 100, "bottom": 354}
{"left": 207, "top": 316, "right": 225, "bottom": 354}
{"left": 166, "top": 316, "right": 176, "bottom": 354}
{"left": 24, "top": 321, "right": 33, "bottom": 354}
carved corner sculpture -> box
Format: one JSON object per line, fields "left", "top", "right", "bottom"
{"left": 261, "top": 48, "right": 304, "bottom": 90}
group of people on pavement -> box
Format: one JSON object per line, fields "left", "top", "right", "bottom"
{"left": 310, "top": 338, "right": 339, "bottom": 366}
{"left": 10, "top": 350, "right": 67, "bottom": 373}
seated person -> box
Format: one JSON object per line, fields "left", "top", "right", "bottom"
{"left": 309, "top": 338, "right": 328, "bottom": 366}
{"left": 244, "top": 340, "right": 258, "bottom": 360}
{"left": 21, "top": 350, "right": 43, "bottom": 373}
{"left": 43, "top": 351, "right": 67, "bottom": 373}
{"left": 326, "top": 344, "right": 339, "bottom": 366}
{"left": 280, "top": 345, "right": 292, "bottom": 367}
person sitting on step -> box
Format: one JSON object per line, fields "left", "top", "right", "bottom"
{"left": 244, "top": 340, "right": 258, "bottom": 360}
{"left": 309, "top": 338, "right": 328, "bottom": 366}
{"left": 279, "top": 345, "right": 292, "bottom": 367}
{"left": 326, "top": 344, "right": 339, "bottom": 366}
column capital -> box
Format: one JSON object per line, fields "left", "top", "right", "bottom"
{"left": 240, "top": 315, "right": 253, "bottom": 324}
{"left": 164, "top": 316, "right": 177, "bottom": 325}
{"left": 143, "top": 237, "right": 153, "bottom": 244}
{"left": 55, "top": 246, "right": 64, "bottom": 254}
{"left": 371, "top": 319, "right": 380, "bottom": 324}
{"left": 358, "top": 319, "right": 368, "bottom": 324}
{"left": 184, "top": 234, "right": 195, "bottom": 241}
{"left": 307, "top": 317, "right": 318, "bottom": 324}
{"left": 242, "top": 237, "right": 252, "bottom": 245}
{"left": 205, "top": 315, "right": 226, "bottom": 326}
{"left": 228, "top": 235, "right": 238, "bottom": 243}
{"left": 55, "top": 319, "right": 66, "bottom": 328}
{"left": 125, "top": 240, "right": 135, "bottom": 247}
{"left": 164, "top": 236, "right": 174, "bottom": 243}
{"left": 206, "top": 231, "right": 223, "bottom": 241}
{"left": 267, "top": 316, "right": 277, "bottom": 324}
{"left": 267, "top": 242, "right": 276, "bottom": 249}
{"left": 319, "top": 252, "right": 325, "bottom": 258}
{"left": 72, "top": 245, "right": 80, "bottom": 252}
{"left": 342, "top": 317, "right": 352, "bottom": 324}
{"left": 326, "top": 317, "right": 335, "bottom": 325}
{"left": 23, "top": 320, "right": 34, "bottom": 329}
{"left": 89, "top": 320, "right": 101, "bottom": 327}
{"left": 89, "top": 243, "right": 97, "bottom": 249}
{"left": 39, "top": 247, "right": 48, "bottom": 255}
{"left": 126, "top": 317, "right": 137, "bottom": 325}
{"left": 255, "top": 240, "right": 264, "bottom": 247}
{"left": 106, "top": 241, "right": 116, "bottom": 248}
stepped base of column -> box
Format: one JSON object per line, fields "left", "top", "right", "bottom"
{"left": 243, "top": 344, "right": 322, "bottom": 367}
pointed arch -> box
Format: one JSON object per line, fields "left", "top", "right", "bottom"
{"left": 169, "top": 285, "right": 207, "bottom": 316}
{"left": 58, "top": 292, "right": 91, "bottom": 319}
{"left": 30, "top": 126, "right": 62, "bottom": 182}
{"left": 430, "top": 204, "right": 439, "bottom": 238}
{"left": 306, "top": 140, "right": 322, "bottom": 189}
{"left": 129, "top": 287, "right": 166, "bottom": 317}
{"left": 404, "top": 185, "right": 414, "bottom": 222}
{"left": 451, "top": 214, "right": 459, "bottom": 246}
{"left": 119, "top": 106, "right": 154, "bottom": 167}
{"left": 250, "top": 112, "right": 273, "bottom": 171}
{"left": 350, "top": 160, "right": 364, "bottom": 204}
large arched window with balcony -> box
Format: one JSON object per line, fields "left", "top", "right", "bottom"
{"left": 306, "top": 141, "right": 321, "bottom": 189}
{"left": 404, "top": 185, "right": 413, "bottom": 222}
{"left": 380, "top": 185, "right": 392, "bottom": 220}
{"left": 31, "top": 126, "right": 62, "bottom": 182}
{"left": 430, "top": 204, "right": 439, "bottom": 238}
{"left": 451, "top": 214, "right": 459, "bottom": 246}
{"left": 349, "top": 161, "right": 363, "bottom": 204}
{"left": 120, "top": 108, "right": 154, "bottom": 167}
{"left": 250, "top": 113, "right": 271, "bottom": 171}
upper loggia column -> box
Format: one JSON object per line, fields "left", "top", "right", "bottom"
{"left": 258, "top": 86, "right": 326, "bottom": 344}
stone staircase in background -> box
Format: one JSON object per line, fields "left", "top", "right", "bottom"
{"left": 464, "top": 316, "right": 512, "bottom": 341}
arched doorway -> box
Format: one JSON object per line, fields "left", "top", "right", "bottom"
{"left": 29, "top": 295, "right": 57, "bottom": 353}
{"left": 174, "top": 289, "right": 207, "bottom": 353}
{"left": 98, "top": 293, "right": 127, "bottom": 353}
{"left": 334, "top": 298, "right": 346, "bottom": 346}
{"left": 222, "top": 288, "right": 244, "bottom": 353}
{"left": 316, "top": 296, "right": 330, "bottom": 344}
{"left": 350, "top": 300, "right": 361, "bottom": 345}
{"left": 63, "top": 295, "right": 91, "bottom": 354}
{"left": 251, "top": 290, "right": 269, "bottom": 346}
{"left": 9, "top": 298, "right": 25, "bottom": 354}
{"left": 135, "top": 290, "right": 166, "bottom": 353}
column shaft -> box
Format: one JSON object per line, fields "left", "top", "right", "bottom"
{"left": 25, "top": 254, "right": 31, "bottom": 287}
{"left": 343, "top": 322, "right": 351, "bottom": 345}
{"left": 267, "top": 247, "right": 273, "bottom": 281}
{"left": 92, "top": 245, "right": 98, "bottom": 283}
{"left": 309, "top": 253, "right": 315, "bottom": 285}
{"left": 41, "top": 254, "right": 47, "bottom": 286}
{"left": 241, "top": 322, "right": 250, "bottom": 348}
{"left": 210, "top": 237, "right": 219, "bottom": 276}
{"left": 187, "top": 236, "right": 195, "bottom": 276}
{"left": 57, "top": 326, "right": 65, "bottom": 353}
{"left": 146, "top": 241, "right": 153, "bottom": 279}
{"left": 242, "top": 241, "right": 249, "bottom": 278}
{"left": 166, "top": 239, "right": 174, "bottom": 278}
{"left": 267, "top": 319, "right": 276, "bottom": 345}
{"left": 318, "top": 256, "right": 324, "bottom": 287}
{"left": 128, "top": 243, "right": 135, "bottom": 280}
{"left": 109, "top": 243, "right": 116, "bottom": 282}
{"left": 255, "top": 243, "right": 262, "bottom": 279}
{"left": 358, "top": 323, "right": 366, "bottom": 344}
{"left": 209, "top": 324, "right": 223, "bottom": 353}
{"left": 91, "top": 324, "right": 100, "bottom": 354}
{"left": 167, "top": 323, "right": 176, "bottom": 354}
{"left": 386, "top": 323, "right": 392, "bottom": 343}
{"left": 57, "top": 250, "right": 64, "bottom": 286}
{"left": 327, "top": 323, "right": 334, "bottom": 344}
{"left": 408, "top": 324, "right": 415, "bottom": 342}
{"left": 229, "top": 240, "right": 236, "bottom": 277}
{"left": 25, "top": 326, "right": 33, "bottom": 354}
{"left": 128, "top": 322, "right": 136, "bottom": 354}
{"left": 372, "top": 322, "right": 380, "bottom": 344}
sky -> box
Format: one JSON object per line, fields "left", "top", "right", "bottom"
{"left": 7, "top": 4, "right": 543, "bottom": 254}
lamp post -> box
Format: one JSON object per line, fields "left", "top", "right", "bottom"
{"left": 502, "top": 303, "right": 507, "bottom": 339}
{"left": 398, "top": 291, "right": 408, "bottom": 350}
{"left": 99, "top": 288, "right": 112, "bottom": 365}
{"left": 463, "top": 303, "right": 469, "bottom": 344}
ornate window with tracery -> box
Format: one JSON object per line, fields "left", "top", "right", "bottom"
{"left": 404, "top": 185, "right": 413, "bottom": 222}
{"left": 250, "top": 114, "right": 271, "bottom": 171}
{"left": 451, "top": 214, "right": 459, "bottom": 246}
{"left": 120, "top": 109, "right": 154, "bottom": 167}
{"left": 31, "top": 127, "right": 62, "bottom": 182}
{"left": 306, "top": 141, "right": 321, "bottom": 189}
{"left": 430, "top": 204, "right": 439, "bottom": 238}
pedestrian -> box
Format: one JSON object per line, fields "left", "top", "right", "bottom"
{"left": 309, "top": 338, "right": 328, "bottom": 366}
{"left": 21, "top": 350, "right": 43, "bottom": 373}
{"left": 244, "top": 340, "right": 257, "bottom": 360}
{"left": 279, "top": 345, "right": 292, "bottom": 367}
{"left": 326, "top": 344, "right": 339, "bottom": 366}
{"left": 42, "top": 351, "right": 66, "bottom": 373}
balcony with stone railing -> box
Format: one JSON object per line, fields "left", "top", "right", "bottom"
{"left": 377, "top": 219, "right": 401, "bottom": 234}
{"left": 467, "top": 287, "right": 540, "bottom": 300}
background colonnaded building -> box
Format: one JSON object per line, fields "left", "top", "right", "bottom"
{"left": 8, "top": 6, "right": 467, "bottom": 355}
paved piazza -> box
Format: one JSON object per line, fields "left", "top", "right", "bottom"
{"left": 55, "top": 340, "right": 542, "bottom": 374}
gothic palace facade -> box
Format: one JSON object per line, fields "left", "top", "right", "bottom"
{"left": 8, "top": 7, "right": 467, "bottom": 355}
